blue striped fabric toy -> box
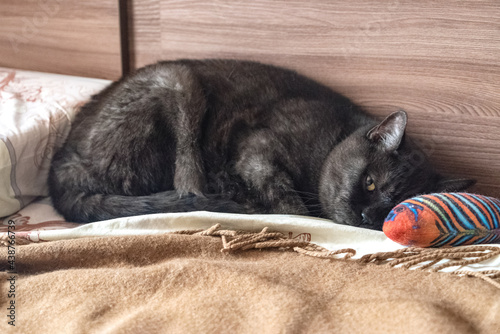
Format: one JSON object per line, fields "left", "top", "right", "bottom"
{"left": 383, "top": 193, "right": 500, "bottom": 247}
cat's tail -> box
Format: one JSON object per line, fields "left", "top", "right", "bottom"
{"left": 50, "top": 190, "right": 245, "bottom": 223}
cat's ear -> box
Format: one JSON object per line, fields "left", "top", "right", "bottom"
{"left": 367, "top": 110, "right": 407, "bottom": 152}
{"left": 435, "top": 177, "right": 476, "bottom": 192}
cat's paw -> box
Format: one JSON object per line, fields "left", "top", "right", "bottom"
{"left": 174, "top": 165, "right": 205, "bottom": 196}
{"left": 185, "top": 193, "right": 247, "bottom": 214}
{"left": 173, "top": 145, "right": 207, "bottom": 196}
{"left": 274, "top": 197, "right": 309, "bottom": 216}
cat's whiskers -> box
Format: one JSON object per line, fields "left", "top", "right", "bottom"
{"left": 294, "top": 190, "right": 319, "bottom": 197}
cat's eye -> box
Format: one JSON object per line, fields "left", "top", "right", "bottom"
{"left": 365, "top": 175, "right": 376, "bottom": 192}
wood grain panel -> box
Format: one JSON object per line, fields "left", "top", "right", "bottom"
{"left": 128, "top": 0, "right": 161, "bottom": 68}
{"left": 0, "top": 0, "right": 122, "bottom": 79}
{"left": 130, "top": 0, "right": 500, "bottom": 196}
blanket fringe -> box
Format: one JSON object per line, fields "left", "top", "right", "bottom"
{"left": 0, "top": 233, "right": 32, "bottom": 246}
{"left": 175, "top": 224, "right": 500, "bottom": 290}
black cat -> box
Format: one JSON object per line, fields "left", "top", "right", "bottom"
{"left": 48, "top": 59, "right": 473, "bottom": 229}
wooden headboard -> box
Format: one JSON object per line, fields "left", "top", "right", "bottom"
{"left": 128, "top": 0, "right": 500, "bottom": 197}
{"left": 1, "top": 0, "right": 499, "bottom": 196}
{"left": 0, "top": 0, "right": 122, "bottom": 79}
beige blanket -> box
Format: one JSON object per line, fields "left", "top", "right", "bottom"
{"left": 1, "top": 232, "right": 499, "bottom": 333}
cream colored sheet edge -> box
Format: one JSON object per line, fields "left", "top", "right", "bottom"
{"left": 27, "top": 211, "right": 500, "bottom": 273}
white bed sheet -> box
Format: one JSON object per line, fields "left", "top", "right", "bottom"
{"left": 3, "top": 200, "right": 498, "bottom": 274}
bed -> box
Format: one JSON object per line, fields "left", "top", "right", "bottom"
{"left": 1, "top": 1, "right": 499, "bottom": 332}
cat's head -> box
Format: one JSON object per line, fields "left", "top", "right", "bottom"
{"left": 319, "top": 110, "right": 475, "bottom": 230}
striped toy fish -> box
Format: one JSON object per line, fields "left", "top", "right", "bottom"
{"left": 383, "top": 193, "right": 500, "bottom": 247}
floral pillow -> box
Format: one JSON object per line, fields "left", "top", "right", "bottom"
{"left": 0, "top": 68, "right": 110, "bottom": 217}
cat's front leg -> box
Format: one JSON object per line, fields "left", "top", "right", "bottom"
{"left": 235, "top": 134, "right": 308, "bottom": 215}
{"left": 262, "top": 172, "right": 309, "bottom": 215}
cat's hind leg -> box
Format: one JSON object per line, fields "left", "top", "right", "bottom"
{"left": 155, "top": 64, "right": 207, "bottom": 196}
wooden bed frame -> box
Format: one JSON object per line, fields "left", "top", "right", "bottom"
{"left": 1, "top": 0, "right": 499, "bottom": 197}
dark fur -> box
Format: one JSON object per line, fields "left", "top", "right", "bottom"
{"left": 49, "top": 59, "right": 473, "bottom": 229}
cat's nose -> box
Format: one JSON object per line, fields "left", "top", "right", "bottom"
{"left": 361, "top": 212, "right": 372, "bottom": 226}
{"left": 361, "top": 207, "right": 391, "bottom": 229}
{"left": 361, "top": 212, "right": 383, "bottom": 229}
